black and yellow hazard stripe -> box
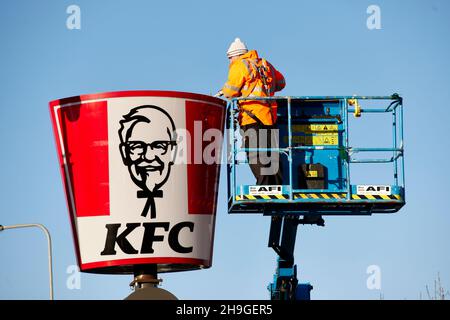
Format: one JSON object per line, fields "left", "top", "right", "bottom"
{"left": 235, "top": 193, "right": 402, "bottom": 201}
{"left": 294, "top": 193, "right": 346, "bottom": 200}
{"left": 350, "top": 194, "right": 401, "bottom": 200}
{"left": 235, "top": 194, "right": 289, "bottom": 201}
{"left": 294, "top": 193, "right": 401, "bottom": 200}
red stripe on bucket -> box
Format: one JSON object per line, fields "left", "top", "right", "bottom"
{"left": 57, "top": 101, "right": 110, "bottom": 217}
{"left": 50, "top": 90, "right": 225, "bottom": 109}
{"left": 81, "top": 257, "right": 209, "bottom": 271}
{"left": 185, "top": 101, "right": 225, "bottom": 215}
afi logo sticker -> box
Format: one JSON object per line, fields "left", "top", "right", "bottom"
{"left": 357, "top": 185, "right": 391, "bottom": 196}
{"left": 249, "top": 185, "right": 282, "bottom": 196}
{"left": 118, "top": 106, "right": 178, "bottom": 219}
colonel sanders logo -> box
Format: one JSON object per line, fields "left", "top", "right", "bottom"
{"left": 118, "top": 105, "right": 177, "bottom": 219}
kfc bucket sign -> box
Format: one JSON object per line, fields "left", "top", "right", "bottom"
{"left": 49, "top": 91, "right": 226, "bottom": 274}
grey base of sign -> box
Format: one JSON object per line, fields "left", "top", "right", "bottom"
{"left": 125, "top": 264, "right": 178, "bottom": 300}
{"left": 125, "top": 286, "right": 178, "bottom": 300}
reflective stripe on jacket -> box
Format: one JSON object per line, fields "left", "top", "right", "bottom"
{"left": 222, "top": 50, "right": 286, "bottom": 126}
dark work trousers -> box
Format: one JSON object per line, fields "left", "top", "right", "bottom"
{"left": 240, "top": 123, "right": 283, "bottom": 185}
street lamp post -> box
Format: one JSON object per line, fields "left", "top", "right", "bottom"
{"left": 0, "top": 223, "right": 54, "bottom": 300}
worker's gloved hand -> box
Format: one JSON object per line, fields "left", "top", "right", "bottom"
{"left": 214, "top": 90, "right": 224, "bottom": 98}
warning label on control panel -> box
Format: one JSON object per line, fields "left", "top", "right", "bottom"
{"left": 290, "top": 134, "right": 338, "bottom": 145}
{"left": 284, "top": 123, "right": 339, "bottom": 146}
{"left": 357, "top": 185, "right": 392, "bottom": 195}
{"left": 292, "top": 124, "right": 338, "bottom": 133}
{"left": 306, "top": 171, "right": 318, "bottom": 178}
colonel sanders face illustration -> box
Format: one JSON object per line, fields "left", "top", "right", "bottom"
{"left": 118, "top": 105, "right": 177, "bottom": 218}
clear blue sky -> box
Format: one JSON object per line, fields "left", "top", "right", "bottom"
{"left": 1, "top": 0, "right": 449, "bottom": 300}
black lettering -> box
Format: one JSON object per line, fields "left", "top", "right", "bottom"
{"left": 140, "top": 222, "right": 170, "bottom": 254}
{"left": 367, "top": 186, "right": 376, "bottom": 191}
{"left": 169, "top": 222, "right": 194, "bottom": 253}
{"left": 101, "top": 223, "right": 139, "bottom": 255}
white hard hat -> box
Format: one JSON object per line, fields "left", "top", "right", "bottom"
{"left": 227, "top": 38, "right": 248, "bottom": 58}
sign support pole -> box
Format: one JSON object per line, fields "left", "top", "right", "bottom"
{"left": 0, "top": 223, "right": 54, "bottom": 300}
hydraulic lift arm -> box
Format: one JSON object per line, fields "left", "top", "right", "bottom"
{"left": 267, "top": 215, "right": 324, "bottom": 300}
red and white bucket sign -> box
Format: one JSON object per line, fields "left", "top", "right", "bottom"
{"left": 49, "top": 91, "right": 226, "bottom": 274}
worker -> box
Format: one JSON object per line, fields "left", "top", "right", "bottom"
{"left": 216, "top": 38, "right": 286, "bottom": 185}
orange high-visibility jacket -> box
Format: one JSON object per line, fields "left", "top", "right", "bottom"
{"left": 222, "top": 50, "right": 286, "bottom": 126}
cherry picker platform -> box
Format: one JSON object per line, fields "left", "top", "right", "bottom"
{"left": 226, "top": 94, "right": 405, "bottom": 300}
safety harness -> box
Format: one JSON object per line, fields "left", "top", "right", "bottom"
{"left": 240, "top": 58, "right": 275, "bottom": 126}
